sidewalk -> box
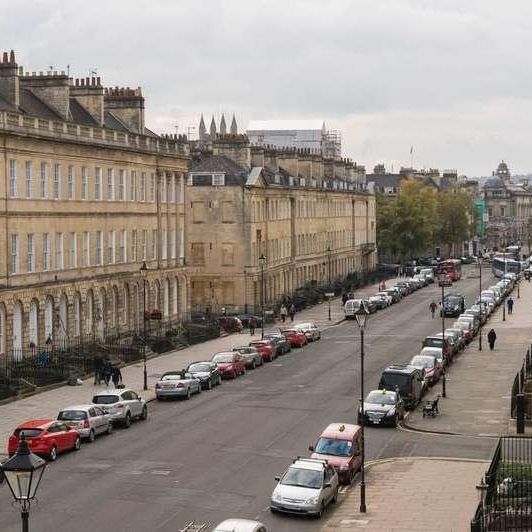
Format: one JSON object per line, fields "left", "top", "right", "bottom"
{"left": 0, "top": 277, "right": 387, "bottom": 452}
{"left": 322, "top": 457, "right": 488, "bottom": 531}
{"left": 404, "top": 279, "right": 532, "bottom": 436}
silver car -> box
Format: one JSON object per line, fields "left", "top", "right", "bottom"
{"left": 57, "top": 404, "right": 112, "bottom": 442}
{"left": 213, "top": 519, "right": 267, "bottom": 532}
{"left": 155, "top": 372, "right": 202, "bottom": 400}
{"left": 294, "top": 322, "right": 321, "bottom": 341}
{"left": 270, "top": 457, "right": 338, "bottom": 517}
{"left": 233, "top": 346, "right": 264, "bottom": 369}
{"left": 92, "top": 388, "right": 147, "bottom": 428}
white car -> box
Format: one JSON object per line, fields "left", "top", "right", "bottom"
{"left": 295, "top": 322, "right": 321, "bottom": 341}
{"left": 213, "top": 519, "right": 267, "bottom": 532}
{"left": 92, "top": 388, "right": 147, "bottom": 427}
{"left": 376, "top": 292, "right": 393, "bottom": 305}
{"left": 57, "top": 404, "right": 113, "bottom": 442}
{"left": 271, "top": 457, "right": 339, "bottom": 517}
{"left": 419, "top": 268, "right": 435, "bottom": 283}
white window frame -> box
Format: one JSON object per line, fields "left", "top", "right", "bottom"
{"left": 108, "top": 230, "right": 115, "bottom": 264}
{"left": 10, "top": 234, "right": 19, "bottom": 274}
{"left": 53, "top": 163, "right": 61, "bottom": 199}
{"left": 119, "top": 229, "right": 127, "bottom": 263}
{"left": 9, "top": 159, "right": 18, "bottom": 198}
{"left": 162, "top": 230, "right": 167, "bottom": 260}
{"left": 150, "top": 174, "right": 155, "bottom": 202}
{"left": 42, "top": 233, "right": 50, "bottom": 271}
{"left": 82, "top": 231, "right": 90, "bottom": 267}
{"left": 67, "top": 165, "right": 75, "bottom": 200}
{"left": 118, "top": 169, "right": 125, "bottom": 201}
{"left": 27, "top": 233, "right": 35, "bottom": 272}
{"left": 131, "top": 230, "right": 137, "bottom": 262}
{"left": 40, "top": 162, "right": 47, "bottom": 199}
{"left": 140, "top": 172, "right": 146, "bottom": 202}
{"left": 55, "top": 232, "right": 63, "bottom": 270}
{"left": 141, "top": 229, "right": 147, "bottom": 261}
{"left": 96, "top": 231, "right": 103, "bottom": 266}
{"left": 212, "top": 173, "right": 225, "bottom": 186}
{"left": 94, "top": 167, "right": 102, "bottom": 200}
{"left": 107, "top": 168, "right": 115, "bottom": 201}
{"left": 25, "top": 161, "right": 33, "bottom": 199}
{"left": 171, "top": 229, "right": 176, "bottom": 259}
{"left": 130, "top": 171, "right": 137, "bottom": 201}
{"left": 152, "top": 229, "right": 157, "bottom": 259}
{"left": 81, "top": 167, "right": 88, "bottom": 200}
{"left": 69, "top": 232, "right": 77, "bottom": 269}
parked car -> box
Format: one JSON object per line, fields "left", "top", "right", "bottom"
{"left": 361, "top": 298, "right": 378, "bottom": 314}
{"left": 481, "top": 289, "right": 500, "bottom": 306}
{"left": 155, "top": 371, "right": 202, "bottom": 400}
{"left": 463, "top": 307, "right": 485, "bottom": 326}
{"left": 217, "top": 316, "right": 243, "bottom": 333}
{"left": 369, "top": 295, "right": 388, "bottom": 310}
{"left": 384, "top": 287, "right": 402, "bottom": 302}
{"left": 433, "top": 332, "right": 460, "bottom": 357}
{"left": 393, "top": 284, "right": 409, "bottom": 297}
{"left": 263, "top": 333, "right": 292, "bottom": 355}
{"left": 422, "top": 335, "right": 452, "bottom": 361}
{"left": 412, "top": 274, "right": 428, "bottom": 287}
{"left": 233, "top": 346, "right": 264, "bottom": 369}
{"left": 441, "top": 294, "right": 465, "bottom": 318}
{"left": 378, "top": 365, "right": 424, "bottom": 409}
{"left": 408, "top": 354, "right": 442, "bottom": 386}
{"left": 358, "top": 389, "right": 405, "bottom": 427}
{"left": 344, "top": 299, "right": 364, "bottom": 319}
{"left": 249, "top": 339, "right": 276, "bottom": 361}
{"left": 419, "top": 346, "right": 445, "bottom": 368}
{"left": 92, "top": 388, "right": 147, "bottom": 427}
{"left": 376, "top": 292, "right": 394, "bottom": 305}
{"left": 458, "top": 313, "right": 480, "bottom": 334}
{"left": 395, "top": 281, "right": 413, "bottom": 295}
{"left": 309, "top": 423, "right": 362, "bottom": 484}
{"left": 444, "top": 328, "right": 466, "bottom": 351}
{"left": 477, "top": 296, "right": 496, "bottom": 315}
{"left": 211, "top": 352, "right": 246, "bottom": 378}
{"left": 280, "top": 328, "right": 307, "bottom": 348}
{"left": 419, "top": 268, "right": 435, "bottom": 283}
{"left": 8, "top": 419, "right": 81, "bottom": 461}
{"left": 270, "top": 457, "right": 339, "bottom": 517}
{"left": 57, "top": 405, "right": 112, "bottom": 442}
{"left": 213, "top": 519, "right": 267, "bottom": 532}
{"left": 452, "top": 320, "right": 474, "bottom": 343}
{"left": 186, "top": 361, "right": 223, "bottom": 389}
{"left": 294, "top": 322, "right": 321, "bottom": 341}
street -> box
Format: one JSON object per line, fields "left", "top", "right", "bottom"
{"left": 0, "top": 267, "right": 499, "bottom": 531}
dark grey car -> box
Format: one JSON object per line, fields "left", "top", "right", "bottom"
{"left": 186, "top": 361, "right": 222, "bottom": 390}
{"left": 263, "top": 334, "right": 291, "bottom": 355}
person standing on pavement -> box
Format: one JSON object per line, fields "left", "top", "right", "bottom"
{"left": 93, "top": 354, "right": 103, "bottom": 385}
{"left": 429, "top": 300, "right": 437, "bottom": 319}
{"left": 487, "top": 329, "right": 497, "bottom": 351}
{"left": 249, "top": 316, "right": 256, "bottom": 335}
{"left": 111, "top": 366, "right": 122, "bottom": 388}
{"left": 507, "top": 297, "right": 514, "bottom": 315}
{"left": 280, "top": 305, "right": 288, "bottom": 323}
{"left": 289, "top": 303, "right": 296, "bottom": 322}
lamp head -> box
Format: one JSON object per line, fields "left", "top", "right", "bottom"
{"left": 354, "top": 300, "right": 370, "bottom": 329}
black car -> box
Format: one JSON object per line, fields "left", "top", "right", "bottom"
{"left": 378, "top": 365, "right": 424, "bottom": 410}
{"left": 441, "top": 293, "right": 465, "bottom": 318}
{"left": 358, "top": 389, "right": 405, "bottom": 427}
{"left": 263, "top": 334, "right": 291, "bottom": 355}
{"left": 185, "top": 361, "right": 222, "bottom": 390}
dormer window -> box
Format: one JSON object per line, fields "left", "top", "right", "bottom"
{"left": 212, "top": 173, "right": 225, "bottom": 186}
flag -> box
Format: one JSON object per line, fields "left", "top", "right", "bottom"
{"left": 410, "top": 146, "right": 413, "bottom": 154}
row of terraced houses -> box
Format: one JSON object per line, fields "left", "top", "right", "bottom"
{"left": 0, "top": 50, "right": 376, "bottom": 358}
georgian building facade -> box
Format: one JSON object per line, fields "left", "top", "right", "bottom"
{"left": 187, "top": 133, "right": 377, "bottom": 312}
{"left": 0, "top": 51, "right": 189, "bottom": 357}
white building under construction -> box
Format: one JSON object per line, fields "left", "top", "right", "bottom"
{"left": 246, "top": 120, "right": 342, "bottom": 159}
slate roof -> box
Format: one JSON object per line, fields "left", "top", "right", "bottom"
{"left": 69, "top": 99, "right": 99, "bottom": 127}
{"left": 19, "top": 89, "right": 63, "bottom": 121}
{"left": 367, "top": 173, "right": 403, "bottom": 188}
{"left": 104, "top": 110, "right": 130, "bottom": 132}
{"left": 190, "top": 154, "right": 249, "bottom": 185}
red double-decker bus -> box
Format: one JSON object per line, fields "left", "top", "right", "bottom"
{"left": 438, "top": 259, "right": 462, "bottom": 281}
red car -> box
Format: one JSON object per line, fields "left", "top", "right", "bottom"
{"left": 249, "top": 340, "right": 275, "bottom": 362}
{"left": 211, "top": 352, "right": 246, "bottom": 379}
{"left": 8, "top": 419, "right": 81, "bottom": 461}
{"left": 280, "top": 328, "right": 308, "bottom": 348}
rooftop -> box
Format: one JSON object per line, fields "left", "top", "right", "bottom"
{"left": 247, "top": 119, "right": 325, "bottom": 131}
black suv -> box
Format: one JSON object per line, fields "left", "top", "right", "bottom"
{"left": 378, "top": 365, "right": 424, "bottom": 409}
{"left": 441, "top": 293, "right": 465, "bottom": 318}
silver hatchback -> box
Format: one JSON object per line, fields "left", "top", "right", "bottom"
{"left": 92, "top": 389, "right": 147, "bottom": 428}
{"left": 57, "top": 404, "right": 112, "bottom": 442}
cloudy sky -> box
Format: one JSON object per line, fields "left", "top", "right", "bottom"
{"left": 2, "top": 0, "right": 532, "bottom": 176}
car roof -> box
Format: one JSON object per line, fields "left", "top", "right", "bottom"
{"left": 188, "top": 361, "right": 212, "bottom": 366}
{"left": 320, "top": 422, "right": 361, "bottom": 440}
{"left": 16, "top": 419, "right": 54, "bottom": 429}
{"left": 213, "top": 519, "right": 266, "bottom": 532}
{"left": 60, "top": 405, "right": 98, "bottom": 411}
{"left": 383, "top": 364, "right": 419, "bottom": 375}
{"left": 213, "top": 351, "right": 236, "bottom": 356}
{"left": 421, "top": 347, "right": 442, "bottom": 354}
{"left": 93, "top": 389, "right": 129, "bottom": 396}
{"left": 291, "top": 457, "right": 329, "bottom": 471}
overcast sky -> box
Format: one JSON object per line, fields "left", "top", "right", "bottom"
{"left": 2, "top": 0, "right": 532, "bottom": 176}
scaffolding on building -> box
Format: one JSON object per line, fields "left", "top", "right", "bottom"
{"left": 322, "top": 129, "right": 342, "bottom": 159}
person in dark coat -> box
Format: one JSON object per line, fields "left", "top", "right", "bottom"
{"left": 487, "top": 329, "right": 497, "bottom": 351}
{"left": 289, "top": 304, "right": 296, "bottom": 322}
{"left": 507, "top": 297, "right": 514, "bottom": 315}
{"left": 94, "top": 354, "right": 103, "bottom": 385}
{"left": 111, "top": 366, "right": 122, "bottom": 388}
{"left": 102, "top": 360, "right": 112, "bottom": 386}
{"left": 249, "top": 316, "right": 256, "bottom": 335}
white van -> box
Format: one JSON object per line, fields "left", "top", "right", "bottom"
{"left": 420, "top": 268, "right": 435, "bottom": 283}
{"left": 344, "top": 299, "right": 363, "bottom": 319}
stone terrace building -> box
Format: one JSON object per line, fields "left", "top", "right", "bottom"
{"left": 187, "top": 133, "right": 376, "bottom": 313}
{"left": 0, "top": 50, "right": 189, "bottom": 358}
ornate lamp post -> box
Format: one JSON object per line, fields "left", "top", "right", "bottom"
{"left": 259, "top": 254, "right": 266, "bottom": 339}
{"left": 0, "top": 436, "right": 47, "bottom": 532}
{"left": 439, "top": 275, "right": 447, "bottom": 398}
{"left": 326, "top": 246, "right": 332, "bottom": 321}
{"left": 140, "top": 260, "right": 148, "bottom": 391}
{"left": 478, "top": 258, "right": 483, "bottom": 351}
{"left": 354, "top": 300, "right": 369, "bottom": 513}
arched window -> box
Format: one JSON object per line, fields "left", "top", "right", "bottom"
{"left": 73, "top": 293, "right": 81, "bottom": 338}
{"left": 29, "top": 299, "right": 39, "bottom": 346}
{"left": 0, "top": 304, "right": 5, "bottom": 354}
{"left": 12, "top": 301, "right": 23, "bottom": 358}
{"left": 163, "top": 278, "right": 170, "bottom": 317}
{"left": 44, "top": 296, "right": 54, "bottom": 342}
{"left": 59, "top": 293, "right": 68, "bottom": 342}
{"left": 172, "top": 278, "right": 178, "bottom": 316}
{"left": 86, "top": 290, "right": 94, "bottom": 335}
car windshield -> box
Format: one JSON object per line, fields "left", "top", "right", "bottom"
{"left": 380, "top": 373, "right": 409, "bottom": 388}
{"left": 296, "top": 323, "right": 312, "bottom": 329}
{"left": 410, "top": 356, "right": 434, "bottom": 369}
{"left": 366, "top": 391, "right": 396, "bottom": 405}
{"left": 250, "top": 342, "right": 266, "bottom": 347}
{"left": 424, "top": 338, "right": 443, "bottom": 348}
{"left": 281, "top": 467, "right": 323, "bottom": 489}
{"left": 161, "top": 374, "right": 184, "bottom": 381}
{"left": 421, "top": 348, "right": 442, "bottom": 360}
{"left": 314, "top": 437, "right": 353, "bottom": 457}
{"left": 92, "top": 395, "right": 120, "bottom": 405}
{"left": 212, "top": 354, "right": 233, "bottom": 363}
{"left": 445, "top": 296, "right": 462, "bottom": 305}
{"left": 188, "top": 363, "right": 211, "bottom": 372}
{"left": 14, "top": 428, "right": 43, "bottom": 438}
{"left": 58, "top": 410, "right": 87, "bottom": 421}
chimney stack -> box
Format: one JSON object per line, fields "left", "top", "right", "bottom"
{"left": 70, "top": 76, "right": 104, "bottom": 126}
{"left": 104, "top": 86, "right": 145, "bottom": 134}
{"left": 19, "top": 69, "right": 70, "bottom": 119}
{"left": 0, "top": 49, "right": 19, "bottom": 107}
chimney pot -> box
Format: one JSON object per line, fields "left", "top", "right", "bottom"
{"left": 81, "top": 78, "right": 85, "bottom": 86}
{"left": 2, "top": 52, "right": 8, "bottom": 63}
{"left": 9, "top": 50, "right": 15, "bottom": 63}
{"left": 75, "top": 78, "right": 79, "bottom": 86}
{"left": 96, "top": 76, "right": 101, "bottom": 85}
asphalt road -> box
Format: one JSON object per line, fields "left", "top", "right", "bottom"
{"left": 0, "top": 266, "right": 499, "bottom": 532}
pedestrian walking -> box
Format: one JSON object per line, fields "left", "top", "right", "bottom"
{"left": 341, "top": 293, "right": 349, "bottom": 305}
{"left": 507, "top": 297, "right": 514, "bottom": 315}
{"left": 94, "top": 354, "right": 103, "bottom": 385}
{"left": 289, "top": 303, "right": 296, "bottom": 322}
{"left": 429, "top": 300, "right": 437, "bottom": 319}
{"left": 102, "top": 360, "right": 112, "bottom": 386}
{"left": 280, "top": 305, "right": 288, "bottom": 323}
{"left": 111, "top": 366, "right": 122, "bottom": 388}
{"left": 249, "top": 316, "right": 256, "bottom": 335}
{"left": 487, "top": 329, "right": 497, "bottom": 351}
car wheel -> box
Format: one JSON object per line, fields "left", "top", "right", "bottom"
{"left": 251, "top": 360, "right": 256, "bottom": 370}
{"left": 332, "top": 488, "right": 338, "bottom": 504}
{"left": 48, "top": 445, "right": 57, "bottom": 461}
{"left": 207, "top": 379, "right": 212, "bottom": 390}
{"left": 317, "top": 501, "right": 325, "bottom": 518}
{"left": 107, "top": 423, "right": 113, "bottom": 435}
{"left": 197, "top": 383, "right": 202, "bottom": 394}
{"left": 186, "top": 388, "right": 191, "bottom": 400}
{"left": 140, "top": 406, "right": 148, "bottom": 420}
{"left": 218, "top": 375, "right": 222, "bottom": 386}
{"left": 74, "top": 436, "right": 81, "bottom": 451}
{"left": 124, "top": 412, "right": 132, "bottom": 428}
{"left": 88, "top": 429, "right": 96, "bottom": 443}
{"left": 394, "top": 414, "right": 399, "bottom": 427}
{"left": 242, "top": 366, "right": 246, "bottom": 376}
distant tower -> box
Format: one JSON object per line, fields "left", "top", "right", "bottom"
{"left": 198, "top": 114, "right": 207, "bottom": 143}
{"left": 495, "top": 160, "right": 511, "bottom": 183}
{"left": 230, "top": 114, "right": 238, "bottom": 134}
{"left": 220, "top": 114, "right": 227, "bottom": 135}
{"left": 210, "top": 116, "right": 217, "bottom": 138}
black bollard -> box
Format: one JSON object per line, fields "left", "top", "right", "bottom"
{"left": 517, "top": 393, "right": 525, "bottom": 434}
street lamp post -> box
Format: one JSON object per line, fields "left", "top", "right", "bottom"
{"left": 440, "top": 280, "right": 447, "bottom": 398}
{"left": 0, "top": 436, "right": 47, "bottom": 532}
{"left": 354, "top": 300, "right": 370, "bottom": 514}
{"left": 259, "top": 254, "right": 266, "bottom": 339}
{"left": 502, "top": 259, "right": 507, "bottom": 322}
{"left": 327, "top": 246, "right": 332, "bottom": 321}
{"left": 140, "top": 261, "right": 148, "bottom": 391}
{"left": 478, "top": 258, "right": 483, "bottom": 351}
